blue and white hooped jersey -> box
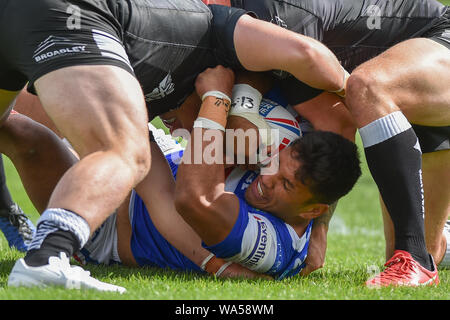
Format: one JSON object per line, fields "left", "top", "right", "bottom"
{"left": 130, "top": 150, "right": 312, "bottom": 280}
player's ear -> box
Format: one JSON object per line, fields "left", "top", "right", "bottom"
{"left": 299, "top": 204, "right": 329, "bottom": 220}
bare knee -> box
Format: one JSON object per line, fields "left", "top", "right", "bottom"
{"left": 85, "top": 129, "right": 151, "bottom": 186}
{"left": 345, "top": 70, "right": 396, "bottom": 126}
{"left": 124, "top": 137, "right": 151, "bottom": 185}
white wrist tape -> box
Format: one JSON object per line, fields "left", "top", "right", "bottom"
{"left": 193, "top": 117, "right": 225, "bottom": 132}
{"left": 202, "top": 91, "right": 231, "bottom": 103}
{"left": 200, "top": 253, "right": 215, "bottom": 271}
{"left": 215, "top": 261, "right": 233, "bottom": 277}
{"left": 230, "top": 84, "right": 262, "bottom": 114}
{"left": 229, "top": 84, "right": 273, "bottom": 146}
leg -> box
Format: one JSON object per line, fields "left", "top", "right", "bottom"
{"left": 422, "top": 150, "right": 450, "bottom": 264}
{"left": 14, "top": 65, "right": 150, "bottom": 272}
{"left": 346, "top": 38, "right": 450, "bottom": 286}
{"left": 0, "top": 112, "right": 77, "bottom": 212}
{"left": 0, "top": 90, "right": 37, "bottom": 251}
{"left": 8, "top": 65, "right": 149, "bottom": 293}
{"left": 34, "top": 65, "right": 150, "bottom": 231}
{"left": 14, "top": 88, "right": 62, "bottom": 138}
{"left": 0, "top": 153, "right": 35, "bottom": 251}
{"left": 381, "top": 150, "right": 450, "bottom": 265}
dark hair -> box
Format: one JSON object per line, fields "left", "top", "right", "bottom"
{"left": 290, "top": 131, "right": 361, "bottom": 204}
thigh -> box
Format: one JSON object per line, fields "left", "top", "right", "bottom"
{"left": 352, "top": 38, "right": 450, "bottom": 126}
{"left": 34, "top": 65, "right": 148, "bottom": 157}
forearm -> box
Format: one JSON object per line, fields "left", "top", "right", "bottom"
{"left": 175, "top": 66, "right": 239, "bottom": 245}
{"left": 177, "top": 95, "right": 229, "bottom": 199}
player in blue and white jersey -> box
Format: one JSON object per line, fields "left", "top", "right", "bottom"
{"left": 73, "top": 87, "right": 360, "bottom": 280}
{"left": 171, "top": 66, "right": 361, "bottom": 278}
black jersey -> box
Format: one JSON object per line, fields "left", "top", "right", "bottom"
{"left": 0, "top": 0, "right": 246, "bottom": 120}
{"left": 123, "top": 2, "right": 247, "bottom": 119}
{"left": 230, "top": 0, "right": 447, "bottom": 104}
{"left": 231, "top": 0, "right": 446, "bottom": 71}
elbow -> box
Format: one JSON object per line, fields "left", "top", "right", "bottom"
{"left": 290, "top": 36, "right": 319, "bottom": 69}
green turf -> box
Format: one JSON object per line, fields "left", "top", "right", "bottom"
{"left": 1, "top": 1, "right": 450, "bottom": 301}
{"left": 0, "top": 132, "right": 448, "bottom": 301}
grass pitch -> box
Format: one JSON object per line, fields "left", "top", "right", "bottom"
{"left": 1, "top": 0, "right": 450, "bottom": 302}
{"left": 0, "top": 131, "right": 448, "bottom": 301}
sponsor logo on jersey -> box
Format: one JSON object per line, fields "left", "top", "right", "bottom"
{"left": 33, "top": 36, "right": 88, "bottom": 63}
{"left": 145, "top": 73, "right": 175, "bottom": 101}
{"left": 92, "top": 29, "right": 131, "bottom": 67}
{"left": 258, "top": 99, "right": 277, "bottom": 117}
{"left": 242, "top": 216, "right": 268, "bottom": 267}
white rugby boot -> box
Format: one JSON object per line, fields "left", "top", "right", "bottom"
{"left": 8, "top": 252, "right": 126, "bottom": 293}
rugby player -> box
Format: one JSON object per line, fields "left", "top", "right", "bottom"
{"left": 1, "top": 0, "right": 348, "bottom": 291}
{"left": 2, "top": 83, "right": 361, "bottom": 282}
{"left": 79, "top": 66, "right": 361, "bottom": 280}
{"left": 173, "top": 65, "right": 360, "bottom": 279}
{"left": 204, "top": 0, "right": 449, "bottom": 287}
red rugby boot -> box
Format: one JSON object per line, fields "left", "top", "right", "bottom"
{"left": 366, "top": 250, "right": 439, "bottom": 288}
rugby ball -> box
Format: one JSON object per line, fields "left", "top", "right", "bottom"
{"left": 259, "top": 98, "right": 302, "bottom": 151}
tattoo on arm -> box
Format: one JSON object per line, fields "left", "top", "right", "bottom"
{"left": 214, "top": 97, "right": 231, "bottom": 112}
{"left": 314, "top": 201, "right": 338, "bottom": 228}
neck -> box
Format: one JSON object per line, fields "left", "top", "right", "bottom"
{"left": 286, "top": 217, "right": 311, "bottom": 236}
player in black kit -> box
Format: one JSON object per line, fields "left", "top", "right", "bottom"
{"left": 207, "top": 0, "right": 449, "bottom": 287}
{"left": 0, "top": 0, "right": 349, "bottom": 292}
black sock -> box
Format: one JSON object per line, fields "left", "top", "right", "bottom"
{"left": 360, "top": 113, "right": 431, "bottom": 270}
{"left": 0, "top": 154, "right": 15, "bottom": 217}
{"left": 24, "top": 230, "right": 80, "bottom": 267}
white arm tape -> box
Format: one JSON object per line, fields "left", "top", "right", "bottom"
{"left": 193, "top": 117, "right": 225, "bottom": 132}
{"left": 215, "top": 261, "right": 233, "bottom": 277}
{"left": 229, "top": 84, "right": 272, "bottom": 146}
{"left": 230, "top": 84, "right": 262, "bottom": 114}
{"left": 202, "top": 91, "right": 231, "bottom": 103}
{"left": 200, "top": 253, "right": 215, "bottom": 271}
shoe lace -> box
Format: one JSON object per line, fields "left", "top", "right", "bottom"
{"left": 53, "top": 253, "right": 93, "bottom": 284}
{"left": 375, "top": 252, "right": 417, "bottom": 282}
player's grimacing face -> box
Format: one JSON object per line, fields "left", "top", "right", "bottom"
{"left": 244, "top": 146, "right": 313, "bottom": 221}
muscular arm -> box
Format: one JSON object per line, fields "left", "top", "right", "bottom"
{"left": 300, "top": 201, "right": 338, "bottom": 276}
{"left": 175, "top": 66, "right": 240, "bottom": 246}
{"left": 134, "top": 141, "right": 269, "bottom": 279}
{"left": 134, "top": 142, "right": 208, "bottom": 266}
{"left": 233, "top": 14, "right": 347, "bottom": 93}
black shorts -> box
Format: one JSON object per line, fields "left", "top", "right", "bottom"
{"left": 413, "top": 125, "right": 450, "bottom": 154}
{"left": 423, "top": 6, "right": 450, "bottom": 50}
{"left": 0, "top": 0, "right": 133, "bottom": 93}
